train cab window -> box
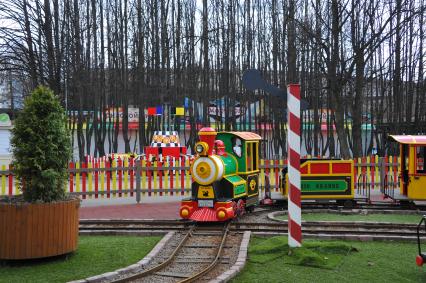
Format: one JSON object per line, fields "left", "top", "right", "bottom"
{"left": 401, "top": 144, "right": 409, "bottom": 183}
{"left": 415, "top": 146, "right": 426, "bottom": 174}
{"left": 252, "top": 142, "right": 258, "bottom": 170}
{"left": 246, "top": 142, "right": 258, "bottom": 172}
{"left": 232, "top": 137, "right": 242, "bottom": 158}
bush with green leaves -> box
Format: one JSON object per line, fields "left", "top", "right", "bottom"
{"left": 11, "top": 86, "right": 71, "bottom": 202}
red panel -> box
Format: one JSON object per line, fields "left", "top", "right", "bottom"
{"left": 145, "top": 146, "right": 159, "bottom": 156}
{"left": 147, "top": 107, "right": 156, "bottom": 115}
{"left": 300, "top": 165, "right": 308, "bottom": 174}
{"left": 310, "top": 163, "right": 329, "bottom": 174}
{"left": 332, "top": 162, "right": 351, "bottom": 174}
{"left": 69, "top": 162, "right": 74, "bottom": 193}
{"left": 162, "top": 147, "right": 181, "bottom": 158}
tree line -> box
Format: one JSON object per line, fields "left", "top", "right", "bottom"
{"left": 0, "top": 0, "right": 424, "bottom": 160}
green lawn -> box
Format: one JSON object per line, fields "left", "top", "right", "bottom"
{"left": 276, "top": 213, "right": 423, "bottom": 223}
{"left": 0, "top": 235, "right": 161, "bottom": 283}
{"left": 232, "top": 236, "right": 426, "bottom": 283}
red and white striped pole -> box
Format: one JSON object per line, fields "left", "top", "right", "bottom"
{"left": 287, "top": 84, "right": 302, "bottom": 247}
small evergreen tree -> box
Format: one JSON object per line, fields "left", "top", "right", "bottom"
{"left": 11, "top": 86, "right": 71, "bottom": 202}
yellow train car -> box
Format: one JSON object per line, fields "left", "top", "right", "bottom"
{"left": 387, "top": 135, "right": 426, "bottom": 201}
{"left": 280, "top": 159, "right": 355, "bottom": 207}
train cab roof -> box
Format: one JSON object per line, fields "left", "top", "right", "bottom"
{"left": 389, "top": 135, "right": 426, "bottom": 146}
{"left": 218, "top": 131, "right": 262, "bottom": 141}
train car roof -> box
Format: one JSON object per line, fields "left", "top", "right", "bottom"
{"left": 218, "top": 131, "right": 262, "bottom": 141}
{"left": 389, "top": 135, "right": 426, "bottom": 145}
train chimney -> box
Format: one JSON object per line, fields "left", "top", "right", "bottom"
{"left": 198, "top": 127, "right": 217, "bottom": 155}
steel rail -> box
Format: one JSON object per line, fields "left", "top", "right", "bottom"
{"left": 110, "top": 225, "right": 196, "bottom": 283}
{"left": 179, "top": 222, "right": 230, "bottom": 283}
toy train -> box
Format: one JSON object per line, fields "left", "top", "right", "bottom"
{"left": 181, "top": 130, "right": 426, "bottom": 222}
{"left": 383, "top": 135, "right": 426, "bottom": 203}
{"left": 277, "top": 158, "right": 356, "bottom": 207}
{"left": 276, "top": 135, "right": 426, "bottom": 207}
{"left": 180, "top": 127, "right": 261, "bottom": 221}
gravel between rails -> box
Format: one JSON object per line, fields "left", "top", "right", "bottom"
{"left": 98, "top": 226, "right": 243, "bottom": 283}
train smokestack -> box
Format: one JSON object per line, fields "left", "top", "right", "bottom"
{"left": 198, "top": 127, "right": 217, "bottom": 155}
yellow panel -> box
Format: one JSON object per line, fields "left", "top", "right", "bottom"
{"left": 408, "top": 175, "right": 426, "bottom": 199}
{"left": 198, "top": 186, "right": 214, "bottom": 198}
{"left": 185, "top": 159, "right": 191, "bottom": 195}
{"left": 164, "top": 160, "right": 169, "bottom": 196}
{"left": 76, "top": 162, "right": 80, "bottom": 193}
{"left": 112, "top": 159, "right": 117, "bottom": 197}
{"left": 1, "top": 165, "right": 6, "bottom": 196}
{"left": 88, "top": 162, "right": 93, "bottom": 199}
{"left": 124, "top": 158, "right": 129, "bottom": 197}
{"left": 100, "top": 161, "right": 105, "bottom": 198}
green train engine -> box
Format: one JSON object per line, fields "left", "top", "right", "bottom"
{"left": 180, "top": 127, "right": 261, "bottom": 221}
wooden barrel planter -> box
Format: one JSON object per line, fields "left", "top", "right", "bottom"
{"left": 0, "top": 198, "right": 80, "bottom": 260}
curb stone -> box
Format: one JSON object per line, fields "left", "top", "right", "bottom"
{"left": 208, "top": 231, "right": 251, "bottom": 283}
{"left": 67, "top": 231, "right": 174, "bottom": 283}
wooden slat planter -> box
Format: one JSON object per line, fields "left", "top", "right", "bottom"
{"left": 0, "top": 198, "right": 79, "bottom": 260}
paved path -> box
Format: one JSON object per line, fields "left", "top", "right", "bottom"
{"left": 78, "top": 191, "right": 397, "bottom": 221}
{"left": 80, "top": 201, "right": 181, "bottom": 220}
{"left": 79, "top": 195, "right": 184, "bottom": 220}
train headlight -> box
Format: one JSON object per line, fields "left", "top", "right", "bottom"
{"left": 194, "top": 142, "right": 209, "bottom": 156}
{"left": 196, "top": 144, "right": 204, "bottom": 153}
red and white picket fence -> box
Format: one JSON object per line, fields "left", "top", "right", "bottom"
{"left": 0, "top": 156, "right": 419, "bottom": 201}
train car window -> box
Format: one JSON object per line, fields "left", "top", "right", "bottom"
{"left": 416, "top": 146, "right": 426, "bottom": 174}
{"left": 253, "top": 142, "right": 258, "bottom": 170}
{"left": 232, "top": 137, "right": 242, "bottom": 158}
{"left": 247, "top": 142, "right": 253, "bottom": 171}
{"left": 401, "top": 144, "right": 409, "bottom": 183}
{"left": 246, "top": 142, "right": 258, "bottom": 172}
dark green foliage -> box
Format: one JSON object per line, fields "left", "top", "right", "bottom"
{"left": 11, "top": 86, "right": 71, "bottom": 202}
{"left": 248, "top": 236, "right": 356, "bottom": 269}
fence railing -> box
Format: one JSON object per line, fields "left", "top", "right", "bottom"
{"left": 0, "top": 155, "right": 416, "bottom": 201}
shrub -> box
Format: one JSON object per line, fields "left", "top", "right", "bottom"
{"left": 11, "top": 86, "right": 71, "bottom": 202}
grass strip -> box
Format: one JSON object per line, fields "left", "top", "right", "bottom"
{"left": 232, "top": 236, "right": 426, "bottom": 283}
{"left": 0, "top": 235, "right": 161, "bottom": 283}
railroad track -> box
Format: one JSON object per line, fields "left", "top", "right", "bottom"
{"left": 79, "top": 219, "right": 192, "bottom": 231}
{"left": 80, "top": 219, "right": 420, "bottom": 240}
{"left": 231, "top": 221, "right": 419, "bottom": 239}
{"left": 110, "top": 222, "right": 236, "bottom": 283}
{"left": 266, "top": 202, "right": 426, "bottom": 211}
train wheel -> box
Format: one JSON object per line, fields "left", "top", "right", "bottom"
{"left": 337, "top": 199, "right": 355, "bottom": 208}
{"left": 246, "top": 206, "right": 255, "bottom": 213}
{"left": 237, "top": 199, "right": 246, "bottom": 216}
{"left": 233, "top": 199, "right": 246, "bottom": 217}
